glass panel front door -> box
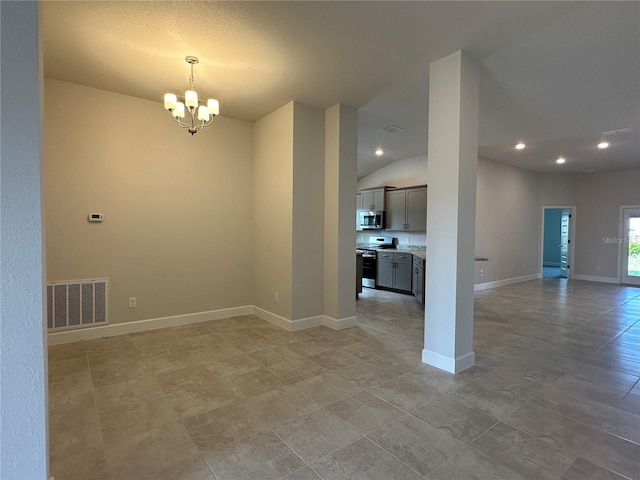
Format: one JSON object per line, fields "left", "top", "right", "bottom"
{"left": 622, "top": 208, "right": 640, "bottom": 285}
{"left": 627, "top": 216, "right": 640, "bottom": 277}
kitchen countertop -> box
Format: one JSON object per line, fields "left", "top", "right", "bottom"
{"left": 356, "top": 244, "right": 426, "bottom": 260}
{"left": 358, "top": 248, "right": 426, "bottom": 260}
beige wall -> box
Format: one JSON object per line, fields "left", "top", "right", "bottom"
{"left": 252, "top": 102, "right": 294, "bottom": 318}
{"left": 360, "top": 152, "right": 640, "bottom": 285}
{"left": 324, "top": 105, "right": 358, "bottom": 320}
{"left": 45, "top": 87, "right": 354, "bottom": 327}
{"left": 357, "top": 154, "right": 427, "bottom": 189}
{"left": 475, "top": 158, "right": 541, "bottom": 283}
{"left": 44, "top": 79, "right": 254, "bottom": 324}
{"left": 292, "top": 103, "right": 325, "bottom": 319}
{"left": 356, "top": 154, "right": 543, "bottom": 284}
{"left": 253, "top": 101, "right": 356, "bottom": 322}
{"left": 541, "top": 168, "right": 640, "bottom": 279}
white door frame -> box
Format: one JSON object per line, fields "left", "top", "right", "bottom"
{"left": 540, "top": 206, "right": 576, "bottom": 279}
{"left": 618, "top": 205, "right": 640, "bottom": 285}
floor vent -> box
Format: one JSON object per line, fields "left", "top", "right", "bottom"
{"left": 47, "top": 278, "right": 109, "bottom": 331}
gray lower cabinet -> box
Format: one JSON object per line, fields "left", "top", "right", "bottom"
{"left": 412, "top": 255, "right": 425, "bottom": 306}
{"left": 356, "top": 252, "right": 363, "bottom": 297}
{"left": 377, "top": 252, "right": 412, "bottom": 292}
{"left": 377, "top": 258, "right": 394, "bottom": 289}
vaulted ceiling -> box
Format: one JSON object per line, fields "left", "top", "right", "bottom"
{"left": 41, "top": 1, "right": 640, "bottom": 177}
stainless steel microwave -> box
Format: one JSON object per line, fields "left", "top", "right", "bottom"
{"left": 358, "top": 210, "right": 385, "bottom": 230}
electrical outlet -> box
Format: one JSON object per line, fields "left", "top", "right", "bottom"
{"left": 274, "top": 291, "right": 279, "bottom": 302}
{"left": 128, "top": 297, "right": 137, "bottom": 308}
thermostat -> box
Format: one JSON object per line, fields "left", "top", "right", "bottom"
{"left": 88, "top": 213, "right": 103, "bottom": 223}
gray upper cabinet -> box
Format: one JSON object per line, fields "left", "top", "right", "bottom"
{"left": 385, "top": 186, "right": 427, "bottom": 231}
{"left": 386, "top": 189, "right": 407, "bottom": 231}
{"left": 406, "top": 187, "right": 427, "bottom": 230}
{"left": 356, "top": 193, "right": 363, "bottom": 230}
{"left": 360, "top": 188, "right": 385, "bottom": 211}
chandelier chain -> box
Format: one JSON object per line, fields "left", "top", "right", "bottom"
{"left": 188, "top": 62, "right": 195, "bottom": 91}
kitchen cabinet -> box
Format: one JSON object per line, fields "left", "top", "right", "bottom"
{"left": 356, "top": 193, "right": 362, "bottom": 230}
{"left": 412, "top": 255, "right": 425, "bottom": 306}
{"left": 386, "top": 189, "right": 406, "bottom": 231}
{"left": 377, "top": 252, "right": 412, "bottom": 292}
{"left": 360, "top": 188, "right": 385, "bottom": 211}
{"left": 385, "top": 186, "right": 427, "bottom": 231}
{"left": 356, "top": 252, "right": 363, "bottom": 298}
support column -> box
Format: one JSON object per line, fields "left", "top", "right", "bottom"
{"left": 323, "top": 104, "right": 358, "bottom": 328}
{"left": 0, "top": 1, "right": 48, "bottom": 478}
{"left": 423, "top": 51, "right": 479, "bottom": 373}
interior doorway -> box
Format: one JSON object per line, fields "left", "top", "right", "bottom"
{"left": 620, "top": 206, "right": 640, "bottom": 286}
{"left": 542, "top": 207, "right": 574, "bottom": 279}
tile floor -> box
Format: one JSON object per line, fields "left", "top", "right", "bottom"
{"left": 48, "top": 279, "right": 640, "bottom": 480}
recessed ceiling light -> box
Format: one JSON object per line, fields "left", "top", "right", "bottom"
{"left": 597, "top": 141, "right": 609, "bottom": 149}
{"left": 556, "top": 157, "right": 566, "bottom": 164}
{"left": 515, "top": 142, "right": 526, "bottom": 150}
{"left": 375, "top": 148, "right": 384, "bottom": 156}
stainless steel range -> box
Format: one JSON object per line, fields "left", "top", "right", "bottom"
{"left": 357, "top": 236, "right": 395, "bottom": 288}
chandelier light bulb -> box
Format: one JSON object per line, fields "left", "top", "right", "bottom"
{"left": 515, "top": 142, "right": 526, "bottom": 150}
{"left": 556, "top": 157, "right": 566, "bottom": 164}
{"left": 164, "top": 93, "right": 177, "bottom": 111}
{"left": 597, "top": 141, "right": 609, "bottom": 149}
{"left": 207, "top": 99, "right": 220, "bottom": 116}
{"left": 173, "top": 102, "right": 185, "bottom": 119}
{"left": 185, "top": 90, "right": 198, "bottom": 109}
{"left": 197, "top": 105, "right": 210, "bottom": 121}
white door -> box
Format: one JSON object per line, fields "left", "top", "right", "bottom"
{"left": 559, "top": 209, "right": 571, "bottom": 278}
{"left": 622, "top": 207, "right": 640, "bottom": 285}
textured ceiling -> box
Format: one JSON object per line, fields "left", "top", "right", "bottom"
{"left": 41, "top": 1, "right": 640, "bottom": 177}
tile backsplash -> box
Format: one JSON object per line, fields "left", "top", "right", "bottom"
{"left": 357, "top": 231, "right": 426, "bottom": 248}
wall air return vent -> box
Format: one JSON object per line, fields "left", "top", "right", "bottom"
{"left": 46, "top": 278, "right": 109, "bottom": 331}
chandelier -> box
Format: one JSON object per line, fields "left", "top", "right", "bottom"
{"left": 163, "top": 56, "right": 219, "bottom": 135}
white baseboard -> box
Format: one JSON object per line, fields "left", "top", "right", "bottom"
{"left": 572, "top": 274, "right": 620, "bottom": 284}
{"left": 48, "top": 305, "right": 358, "bottom": 344}
{"left": 252, "top": 308, "right": 357, "bottom": 331}
{"left": 252, "top": 307, "right": 324, "bottom": 331}
{"left": 474, "top": 274, "right": 539, "bottom": 292}
{"left": 323, "top": 315, "right": 358, "bottom": 330}
{"left": 421, "top": 349, "right": 475, "bottom": 373}
{"left": 47, "top": 305, "right": 253, "bottom": 345}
